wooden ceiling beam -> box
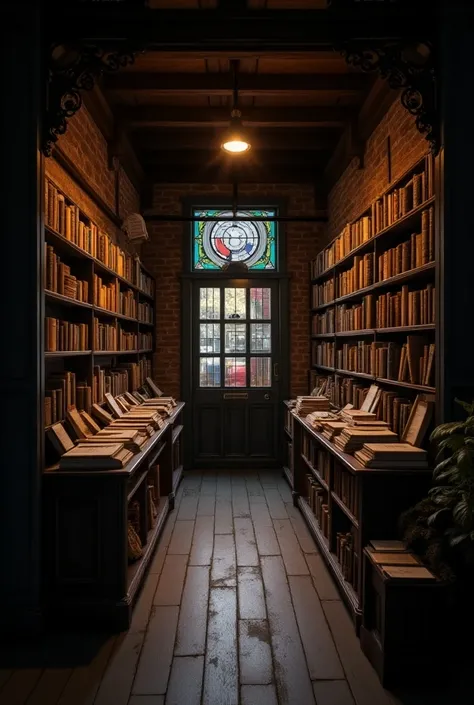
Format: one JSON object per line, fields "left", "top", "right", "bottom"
{"left": 104, "top": 72, "right": 369, "bottom": 95}
{"left": 144, "top": 163, "right": 324, "bottom": 184}
{"left": 132, "top": 129, "right": 340, "bottom": 151}
{"left": 140, "top": 150, "right": 330, "bottom": 168}
{"left": 122, "top": 106, "right": 350, "bottom": 128}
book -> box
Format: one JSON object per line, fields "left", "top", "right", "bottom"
{"left": 47, "top": 423, "right": 75, "bottom": 455}
{"left": 145, "top": 377, "right": 163, "bottom": 397}
{"left": 370, "top": 540, "right": 407, "bottom": 552}
{"left": 80, "top": 411, "right": 101, "bottom": 435}
{"left": 59, "top": 442, "right": 133, "bottom": 469}
{"left": 105, "top": 392, "right": 125, "bottom": 418}
{"left": 368, "top": 550, "right": 420, "bottom": 566}
{"left": 91, "top": 403, "right": 114, "bottom": 425}
{"left": 67, "top": 407, "right": 93, "bottom": 439}
{"left": 382, "top": 565, "right": 436, "bottom": 580}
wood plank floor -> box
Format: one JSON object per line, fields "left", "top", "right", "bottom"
{"left": 0, "top": 470, "right": 470, "bottom": 705}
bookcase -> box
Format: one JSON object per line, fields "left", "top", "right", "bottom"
{"left": 43, "top": 176, "right": 155, "bottom": 448}
{"left": 291, "top": 414, "right": 431, "bottom": 629}
{"left": 283, "top": 400, "right": 295, "bottom": 489}
{"left": 42, "top": 177, "right": 184, "bottom": 629}
{"left": 309, "top": 155, "right": 436, "bottom": 431}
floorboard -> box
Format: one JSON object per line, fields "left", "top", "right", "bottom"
{"left": 6, "top": 470, "right": 453, "bottom": 705}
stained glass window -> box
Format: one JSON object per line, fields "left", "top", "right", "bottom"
{"left": 193, "top": 209, "right": 277, "bottom": 270}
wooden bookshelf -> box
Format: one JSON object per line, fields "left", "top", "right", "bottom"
{"left": 43, "top": 403, "right": 185, "bottom": 629}
{"left": 309, "top": 154, "right": 437, "bottom": 418}
{"left": 290, "top": 412, "right": 431, "bottom": 630}
{"left": 43, "top": 177, "right": 156, "bottom": 442}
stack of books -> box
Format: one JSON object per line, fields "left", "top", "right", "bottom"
{"left": 78, "top": 428, "right": 147, "bottom": 453}
{"left": 335, "top": 428, "right": 399, "bottom": 453}
{"left": 306, "top": 410, "right": 338, "bottom": 429}
{"left": 59, "top": 443, "right": 133, "bottom": 470}
{"left": 320, "top": 421, "right": 348, "bottom": 440}
{"left": 295, "top": 396, "right": 331, "bottom": 416}
{"left": 354, "top": 443, "right": 428, "bottom": 468}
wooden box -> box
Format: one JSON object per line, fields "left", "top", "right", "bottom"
{"left": 360, "top": 544, "right": 446, "bottom": 687}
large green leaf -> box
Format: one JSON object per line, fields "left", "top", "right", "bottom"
{"left": 431, "top": 422, "right": 467, "bottom": 443}
{"left": 455, "top": 398, "right": 474, "bottom": 416}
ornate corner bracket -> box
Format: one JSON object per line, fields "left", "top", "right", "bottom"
{"left": 338, "top": 41, "right": 439, "bottom": 156}
{"left": 42, "top": 44, "right": 143, "bottom": 157}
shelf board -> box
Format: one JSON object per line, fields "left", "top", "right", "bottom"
{"left": 312, "top": 262, "right": 436, "bottom": 312}
{"left": 310, "top": 196, "right": 436, "bottom": 284}
{"left": 301, "top": 454, "right": 329, "bottom": 491}
{"left": 335, "top": 329, "right": 373, "bottom": 338}
{"left": 311, "top": 333, "right": 336, "bottom": 339}
{"left": 298, "top": 496, "right": 360, "bottom": 617}
{"left": 311, "top": 364, "right": 335, "bottom": 373}
{"left": 94, "top": 350, "right": 139, "bottom": 356}
{"left": 172, "top": 424, "right": 184, "bottom": 445}
{"left": 138, "top": 289, "right": 155, "bottom": 302}
{"left": 45, "top": 290, "right": 93, "bottom": 310}
{"left": 127, "top": 469, "right": 148, "bottom": 503}
{"left": 335, "top": 369, "right": 376, "bottom": 381}
{"left": 45, "top": 350, "right": 92, "bottom": 358}
{"left": 94, "top": 306, "right": 139, "bottom": 323}
{"left": 139, "top": 349, "right": 153, "bottom": 354}
{"left": 282, "top": 465, "right": 293, "bottom": 489}
{"left": 173, "top": 464, "right": 184, "bottom": 494}
{"left": 331, "top": 490, "right": 359, "bottom": 529}
{"left": 284, "top": 426, "right": 292, "bottom": 439}
{"left": 375, "top": 324, "right": 435, "bottom": 334}
{"left": 138, "top": 320, "right": 154, "bottom": 327}
{"left": 377, "top": 377, "right": 435, "bottom": 394}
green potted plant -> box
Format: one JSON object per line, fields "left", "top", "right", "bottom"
{"left": 400, "top": 399, "right": 474, "bottom": 582}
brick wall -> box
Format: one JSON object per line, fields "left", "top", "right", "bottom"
{"left": 45, "top": 106, "right": 141, "bottom": 243}
{"left": 327, "top": 99, "right": 429, "bottom": 242}
{"left": 141, "top": 184, "right": 325, "bottom": 398}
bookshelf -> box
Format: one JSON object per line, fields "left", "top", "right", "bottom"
{"left": 309, "top": 155, "right": 437, "bottom": 428}
{"left": 43, "top": 176, "right": 156, "bottom": 440}
{"left": 290, "top": 412, "right": 431, "bottom": 629}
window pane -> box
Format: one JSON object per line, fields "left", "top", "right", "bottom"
{"left": 225, "top": 288, "right": 246, "bottom": 319}
{"left": 225, "top": 323, "right": 246, "bottom": 353}
{"left": 200, "top": 323, "right": 220, "bottom": 353}
{"left": 200, "top": 287, "right": 220, "bottom": 319}
{"left": 193, "top": 209, "right": 276, "bottom": 270}
{"left": 251, "top": 323, "right": 271, "bottom": 352}
{"left": 250, "top": 357, "right": 271, "bottom": 387}
{"left": 200, "top": 357, "right": 220, "bottom": 387}
{"left": 250, "top": 288, "right": 271, "bottom": 319}
{"left": 225, "top": 357, "right": 246, "bottom": 387}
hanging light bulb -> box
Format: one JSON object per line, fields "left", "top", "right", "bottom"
{"left": 221, "top": 60, "right": 251, "bottom": 155}
{"left": 221, "top": 109, "right": 251, "bottom": 154}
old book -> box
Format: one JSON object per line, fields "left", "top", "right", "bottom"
{"left": 91, "top": 403, "right": 114, "bottom": 425}
{"left": 402, "top": 394, "right": 435, "bottom": 447}
{"left": 382, "top": 565, "right": 435, "bottom": 580}
{"left": 370, "top": 540, "right": 407, "bottom": 552}
{"left": 360, "top": 384, "right": 379, "bottom": 413}
{"left": 67, "top": 407, "right": 93, "bottom": 439}
{"left": 369, "top": 551, "right": 420, "bottom": 566}
{"left": 59, "top": 442, "right": 132, "bottom": 469}
{"left": 123, "top": 391, "right": 140, "bottom": 406}
{"left": 115, "top": 396, "right": 130, "bottom": 413}
{"left": 47, "top": 423, "right": 75, "bottom": 455}
{"left": 145, "top": 377, "right": 163, "bottom": 397}
{"left": 105, "top": 392, "right": 124, "bottom": 418}
{"left": 80, "top": 411, "right": 101, "bottom": 435}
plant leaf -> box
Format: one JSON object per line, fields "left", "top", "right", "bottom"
{"left": 455, "top": 398, "right": 474, "bottom": 416}
{"left": 431, "top": 422, "right": 467, "bottom": 443}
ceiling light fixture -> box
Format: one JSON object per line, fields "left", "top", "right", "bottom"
{"left": 221, "top": 60, "right": 251, "bottom": 155}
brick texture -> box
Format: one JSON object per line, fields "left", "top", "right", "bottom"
{"left": 45, "top": 106, "right": 141, "bottom": 245}
{"left": 141, "top": 184, "right": 325, "bottom": 398}
{"left": 327, "top": 99, "right": 429, "bottom": 242}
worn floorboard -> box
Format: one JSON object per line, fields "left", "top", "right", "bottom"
{"left": 6, "top": 470, "right": 445, "bottom": 705}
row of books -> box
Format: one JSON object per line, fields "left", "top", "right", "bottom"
{"left": 46, "top": 180, "right": 136, "bottom": 282}
{"left": 302, "top": 435, "right": 331, "bottom": 486}
{"left": 44, "top": 244, "right": 89, "bottom": 303}
{"left": 139, "top": 332, "right": 153, "bottom": 350}
{"left": 305, "top": 476, "right": 329, "bottom": 539}
{"left": 310, "top": 156, "right": 434, "bottom": 278}
{"left": 313, "top": 283, "right": 435, "bottom": 333}
{"left": 44, "top": 371, "right": 92, "bottom": 426}
{"left": 336, "top": 253, "right": 374, "bottom": 298}
{"left": 375, "top": 285, "right": 435, "bottom": 328}
{"left": 335, "top": 529, "right": 358, "bottom": 589}
{"left": 138, "top": 301, "right": 153, "bottom": 324}
{"left": 313, "top": 337, "right": 435, "bottom": 387}
{"left": 333, "top": 464, "right": 358, "bottom": 517}
{"left": 93, "top": 319, "right": 137, "bottom": 351}
{"left": 93, "top": 359, "right": 152, "bottom": 404}
{"left": 377, "top": 209, "right": 434, "bottom": 280}
{"left": 46, "top": 318, "right": 89, "bottom": 352}
{"left": 45, "top": 179, "right": 153, "bottom": 294}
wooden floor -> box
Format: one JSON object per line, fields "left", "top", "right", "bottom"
{"left": 0, "top": 470, "right": 470, "bottom": 705}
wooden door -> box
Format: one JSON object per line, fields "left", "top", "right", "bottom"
{"left": 191, "top": 279, "right": 281, "bottom": 468}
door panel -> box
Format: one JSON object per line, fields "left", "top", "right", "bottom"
{"left": 192, "top": 279, "right": 280, "bottom": 468}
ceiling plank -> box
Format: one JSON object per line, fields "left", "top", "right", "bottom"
{"left": 104, "top": 72, "right": 369, "bottom": 94}
{"left": 122, "top": 106, "right": 350, "bottom": 128}
{"left": 132, "top": 129, "right": 340, "bottom": 151}
{"left": 144, "top": 163, "right": 324, "bottom": 183}
{"left": 140, "top": 149, "right": 329, "bottom": 167}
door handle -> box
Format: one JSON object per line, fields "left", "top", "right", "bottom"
{"left": 273, "top": 363, "right": 279, "bottom": 381}
{"left": 264, "top": 393, "right": 270, "bottom": 400}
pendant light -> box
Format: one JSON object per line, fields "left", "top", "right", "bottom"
{"left": 221, "top": 60, "right": 251, "bottom": 154}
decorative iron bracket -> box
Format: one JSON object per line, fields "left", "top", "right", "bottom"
{"left": 42, "top": 43, "right": 143, "bottom": 157}
{"left": 337, "top": 41, "right": 439, "bottom": 155}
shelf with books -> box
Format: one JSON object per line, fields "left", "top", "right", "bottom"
{"left": 45, "top": 290, "right": 93, "bottom": 310}
{"left": 45, "top": 350, "right": 92, "bottom": 358}
{"left": 331, "top": 490, "right": 359, "bottom": 529}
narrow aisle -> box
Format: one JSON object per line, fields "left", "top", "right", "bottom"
{"left": 93, "top": 470, "right": 395, "bottom": 705}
